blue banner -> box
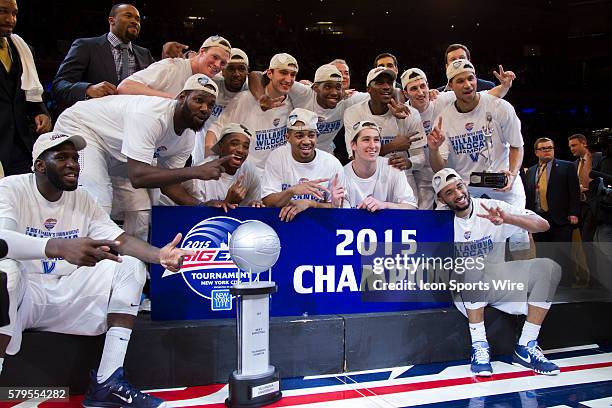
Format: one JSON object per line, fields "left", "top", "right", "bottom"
{"left": 150, "top": 207, "right": 454, "bottom": 320}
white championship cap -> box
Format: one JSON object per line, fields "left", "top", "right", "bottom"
{"left": 229, "top": 48, "right": 249, "bottom": 67}
{"left": 314, "top": 64, "right": 343, "bottom": 83}
{"left": 287, "top": 108, "right": 318, "bottom": 131}
{"left": 400, "top": 68, "right": 427, "bottom": 89}
{"left": 32, "top": 132, "right": 87, "bottom": 169}
{"left": 432, "top": 168, "right": 463, "bottom": 195}
{"left": 211, "top": 123, "right": 253, "bottom": 155}
{"left": 200, "top": 35, "right": 232, "bottom": 54}
{"left": 181, "top": 74, "right": 219, "bottom": 97}
{"left": 446, "top": 58, "right": 476, "bottom": 81}
{"left": 351, "top": 120, "right": 382, "bottom": 141}
{"left": 269, "top": 53, "right": 299, "bottom": 72}
{"left": 366, "top": 66, "right": 397, "bottom": 87}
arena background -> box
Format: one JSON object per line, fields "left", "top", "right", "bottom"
{"left": 16, "top": 0, "right": 612, "bottom": 166}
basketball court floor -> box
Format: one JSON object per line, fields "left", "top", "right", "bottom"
{"left": 6, "top": 343, "right": 612, "bottom": 407}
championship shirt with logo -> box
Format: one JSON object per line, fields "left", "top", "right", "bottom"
{"left": 0, "top": 174, "right": 124, "bottom": 276}
{"left": 435, "top": 92, "right": 525, "bottom": 204}
{"left": 343, "top": 100, "right": 427, "bottom": 172}
{"left": 289, "top": 82, "right": 369, "bottom": 153}
{"left": 208, "top": 92, "right": 293, "bottom": 175}
{"left": 343, "top": 156, "right": 417, "bottom": 208}
{"left": 452, "top": 197, "right": 534, "bottom": 264}
{"left": 55, "top": 95, "right": 194, "bottom": 170}
{"left": 193, "top": 155, "right": 260, "bottom": 204}
{"left": 261, "top": 144, "right": 348, "bottom": 204}
{"left": 192, "top": 76, "right": 249, "bottom": 164}
{"left": 124, "top": 57, "right": 192, "bottom": 97}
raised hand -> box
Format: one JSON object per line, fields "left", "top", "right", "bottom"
{"left": 493, "top": 169, "right": 516, "bottom": 192}
{"left": 279, "top": 200, "right": 311, "bottom": 222}
{"left": 258, "top": 95, "right": 285, "bottom": 111}
{"left": 476, "top": 202, "right": 506, "bottom": 226}
{"left": 330, "top": 174, "right": 345, "bottom": 208}
{"left": 427, "top": 117, "right": 445, "bottom": 151}
{"left": 160, "top": 233, "right": 195, "bottom": 272}
{"left": 428, "top": 89, "right": 440, "bottom": 101}
{"left": 493, "top": 65, "right": 516, "bottom": 89}
{"left": 225, "top": 174, "right": 247, "bottom": 204}
{"left": 45, "top": 237, "right": 122, "bottom": 267}
{"left": 290, "top": 178, "right": 330, "bottom": 201}
{"left": 194, "top": 155, "right": 231, "bottom": 180}
{"left": 34, "top": 114, "right": 52, "bottom": 134}
{"left": 388, "top": 98, "right": 411, "bottom": 119}
{"left": 358, "top": 195, "right": 386, "bottom": 212}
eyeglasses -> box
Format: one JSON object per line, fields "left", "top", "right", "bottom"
{"left": 536, "top": 146, "right": 554, "bottom": 151}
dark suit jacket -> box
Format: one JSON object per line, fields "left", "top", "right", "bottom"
{"left": 573, "top": 152, "right": 603, "bottom": 174}
{"left": 51, "top": 34, "right": 155, "bottom": 109}
{"left": 436, "top": 78, "right": 496, "bottom": 92}
{"left": 0, "top": 37, "right": 48, "bottom": 171}
{"left": 525, "top": 159, "right": 581, "bottom": 226}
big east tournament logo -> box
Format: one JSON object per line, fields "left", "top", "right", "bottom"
{"left": 162, "top": 216, "right": 251, "bottom": 311}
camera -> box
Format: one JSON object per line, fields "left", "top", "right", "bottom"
{"left": 588, "top": 128, "right": 612, "bottom": 155}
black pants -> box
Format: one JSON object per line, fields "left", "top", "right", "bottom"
{"left": 0, "top": 271, "right": 9, "bottom": 327}
{"left": 533, "top": 214, "right": 575, "bottom": 285}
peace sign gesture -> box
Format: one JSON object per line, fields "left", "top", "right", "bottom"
{"left": 493, "top": 65, "right": 516, "bottom": 89}
{"left": 225, "top": 174, "right": 247, "bottom": 204}
{"left": 427, "top": 117, "right": 445, "bottom": 151}
{"left": 476, "top": 202, "right": 506, "bottom": 226}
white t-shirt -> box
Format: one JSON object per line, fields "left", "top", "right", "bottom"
{"left": 125, "top": 57, "right": 192, "bottom": 97}
{"left": 192, "top": 76, "right": 249, "bottom": 164}
{"left": 0, "top": 174, "right": 124, "bottom": 276}
{"left": 55, "top": 95, "right": 193, "bottom": 170}
{"left": 343, "top": 156, "right": 417, "bottom": 208}
{"left": 452, "top": 197, "right": 535, "bottom": 264}
{"left": 435, "top": 92, "right": 525, "bottom": 201}
{"left": 208, "top": 92, "right": 293, "bottom": 174}
{"left": 193, "top": 155, "right": 260, "bottom": 204}
{"left": 289, "top": 82, "right": 368, "bottom": 153}
{"left": 261, "top": 144, "right": 347, "bottom": 204}
{"left": 343, "top": 100, "right": 427, "bottom": 172}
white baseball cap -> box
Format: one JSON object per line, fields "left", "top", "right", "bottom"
{"left": 229, "top": 48, "right": 249, "bottom": 67}
{"left": 446, "top": 58, "right": 476, "bottom": 81}
{"left": 211, "top": 123, "right": 253, "bottom": 155}
{"left": 351, "top": 120, "right": 382, "bottom": 142}
{"left": 200, "top": 35, "right": 232, "bottom": 54}
{"left": 269, "top": 53, "right": 299, "bottom": 72}
{"left": 400, "top": 68, "right": 427, "bottom": 89}
{"left": 287, "top": 108, "right": 318, "bottom": 132}
{"left": 432, "top": 168, "right": 463, "bottom": 195}
{"left": 181, "top": 74, "right": 219, "bottom": 97}
{"left": 32, "top": 132, "right": 87, "bottom": 169}
{"left": 314, "top": 64, "right": 342, "bottom": 83}
{"left": 366, "top": 66, "right": 397, "bottom": 87}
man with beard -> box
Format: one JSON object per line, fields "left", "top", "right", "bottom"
{"left": 52, "top": 3, "right": 156, "bottom": 110}
{"left": 54, "top": 74, "right": 228, "bottom": 239}
{"left": 262, "top": 108, "right": 347, "bottom": 221}
{"left": 433, "top": 168, "right": 561, "bottom": 377}
{"left": 205, "top": 53, "right": 297, "bottom": 175}
{"left": 344, "top": 121, "right": 417, "bottom": 210}
{"left": 344, "top": 67, "right": 427, "bottom": 202}
{"left": 0, "top": 132, "right": 191, "bottom": 407}
{"left": 401, "top": 66, "right": 515, "bottom": 209}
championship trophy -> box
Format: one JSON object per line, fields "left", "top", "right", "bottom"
{"left": 469, "top": 112, "right": 508, "bottom": 189}
{"left": 226, "top": 220, "right": 282, "bottom": 407}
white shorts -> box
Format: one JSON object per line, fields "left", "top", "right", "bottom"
{"left": 0, "top": 258, "right": 142, "bottom": 355}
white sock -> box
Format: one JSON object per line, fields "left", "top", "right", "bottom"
{"left": 0, "top": 357, "right": 4, "bottom": 375}
{"left": 518, "top": 321, "right": 541, "bottom": 346}
{"left": 469, "top": 321, "right": 487, "bottom": 344}
{"left": 97, "top": 327, "right": 132, "bottom": 383}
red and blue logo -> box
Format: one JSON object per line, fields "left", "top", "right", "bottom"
{"left": 465, "top": 122, "right": 474, "bottom": 132}
{"left": 43, "top": 218, "right": 57, "bottom": 230}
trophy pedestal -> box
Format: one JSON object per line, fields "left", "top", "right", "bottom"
{"left": 225, "top": 281, "right": 281, "bottom": 407}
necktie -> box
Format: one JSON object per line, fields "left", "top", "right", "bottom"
{"left": 0, "top": 37, "right": 12, "bottom": 72}
{"left": 119, "top": 43, "right": 130, "bottom": 81}
{"left": 537, "top": 163, "right": 548, "bottom": 212}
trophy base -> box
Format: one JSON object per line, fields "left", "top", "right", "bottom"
{"left": 469, "top": 171, "right": 508, "bottom": 189}
{"left": 225, "top": 367, "right": 282, "bottom": 407}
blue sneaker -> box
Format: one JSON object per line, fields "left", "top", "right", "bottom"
{"left": 513, "top": 340, "right": 560, "bottom": 375}
{"left": 82, "top": 367, "right": 166, "bottom": 407}
{"left": 470, "top": 341, "right": 492, "bottom": 376}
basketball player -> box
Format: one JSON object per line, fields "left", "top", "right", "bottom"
{"left": 204, "top": 53, "right": 298, "bottom": 175}
{"left": 54, "top": 74, "right": 228, "bottom": 239}
{"left": 262, "top": 108, "right": 347, "bottom": 221}
{"left": 344, "top": 121, "right": 417, "bottom": 210}
{"left": 0, "top": 132, "right": 192, "bottom": 407}
{"left": 433, "top": 168, "right": 561, "bottom": 377}
{"left": 401, "top": 66, "right": 515, "bottom": 209}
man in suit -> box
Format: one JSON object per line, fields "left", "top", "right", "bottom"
{"left": 525, "top": 138, "right": 580, "bottom": 284}
{"left": 0, "top": 0, "right": 52, "bottom": 176}
{"left": 51, "top": 3, "right": 156, "bottom": 110}
{"left": 569, "top": 133, "right": 602, "bottom": 241}
{"left": 437, "top": 44, "right": 495, "bottom": 92}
